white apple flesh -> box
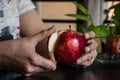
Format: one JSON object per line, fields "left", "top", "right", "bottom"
{"left": 48, "top": 32, "right": 58, "bottom": 52}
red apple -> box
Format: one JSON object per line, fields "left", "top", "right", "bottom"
{"left": 48, "top": 30, "right": 86, "bottom": 64}
{"left": 107, "top": 35, "right": 120, "bottom": 54}
{"left": 112, "top": 36, "right": 120, "bottom": 54}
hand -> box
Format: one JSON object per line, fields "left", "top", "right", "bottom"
{"left": 0, "top": 26, "right": 56, "bottom": 76}
{"left": 76, "top": 31, "right": 98, "bottom": 67}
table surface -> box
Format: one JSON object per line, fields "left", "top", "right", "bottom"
{"left": 0, "top": 61, "right": 120, "bottom": 80}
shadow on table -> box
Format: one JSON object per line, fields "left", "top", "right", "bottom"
{"left": 1, "top": 63, "right": 120, "bottom": 80}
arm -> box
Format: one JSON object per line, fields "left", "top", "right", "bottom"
{"left": 20, "top": 9, "right": 55, "bottom": 56}
{"left": 20, "top": 9, "right": 46, "bottom": 36}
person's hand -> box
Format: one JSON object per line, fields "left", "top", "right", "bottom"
{"left": 76, "top": 31, "right": 98, "bottom": 67}
{"left": 1, "top": 26, "right": 56, "bottom": 76}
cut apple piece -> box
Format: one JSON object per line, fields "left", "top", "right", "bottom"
{"left": 48, "top": 32, "right": 58, "bottom": 52}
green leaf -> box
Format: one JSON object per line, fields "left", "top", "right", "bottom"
{"left": 87, "top": 25, "right": 111, "bottom": 37}
{"left": 114, "top": 4, "right": 120, "bottom": 26}
{"left": 66, "top": 14, "right": 90, "bottom": 21}
{"left": 74, "top": 3, "right": 90, "bottom": 16}
{"left": 110, "top": 26, "right": 117, "bottom": 35}
{"left": 91, "top": 27, "right": 101, "bottom": 37}
{"left": 113, "top": 16, "right": 120, "bottom": 26}
{"left": 98, "top": 25, "right": 111, "bottom": 37}
{"left": 88, "top": 24, "right": 95, "bottom": 29}
{"left": 111, "top": 3, "right": 120, "bottom": 35}
{"left": 81, "top": 27, "right": 89, "bottom": 33}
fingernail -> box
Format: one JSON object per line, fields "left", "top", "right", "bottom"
{"left": 85, "top": 33, "right": 89, "bottom": 39}
{"left": 76, "top": 60, "right": 81, "bottom": 65}
{"left": 85, "top": 47, "right": 90, "bottom": 53}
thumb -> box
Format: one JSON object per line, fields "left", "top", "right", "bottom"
{"left": 31, "top": 30, "right": 48, "bottom": 45}
{"left": 30, "top": 25, "right": 56, "bottom": 45}
{"left": 46, "top": 25, "right": 56, "bottom": 36}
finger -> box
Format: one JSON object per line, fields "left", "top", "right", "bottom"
{"left": 79, "top": 55, "right": 95, "bottom": 67}
{"left": 25, "top": 65, "right": 46, "bottom": 73}
{"left": 76, "top": 53, "right": 91, "bottom": 65}
{"left": 84, "top": 31, "right": 95, "bottom": 39}
{"left": 30, "top": 26, "right": 56, "bottom": 45}
{"left": 47, "top": 25, "right": 56, "bottom": 36}
{"left": 79, "top": 59, "right": 93, "bottom": 67}
{"left": 77, "top": 50, "right": 97, "bottom": 66}
{"left": 48, "top": 52, "right": 57, "bottom": 64}
{"left": 90, "top": 49, "right": 97, "bottom": 61}
{"left": 30, "top": 30, "right": 48, "bottom": 44}
{"left": 77, "top": 56, "right": 93, "bottom": 67}
{"left": 24, "top": 66, "right": 50, "bottom": 77}
{"left": 31, "top": 53, "right": 56, "bottom": 71}
{"left": 87, "top": 39, "right": 94, "bottom": 44}
{"left": 85, "top": 41, "right": 98, "bottom": 53}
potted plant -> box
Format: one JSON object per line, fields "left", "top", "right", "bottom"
{"left": 105, "top": 3, "right": 120, "bottom": 54}
{"left": 66, "top": 3, "right": 120, "bottom": 64}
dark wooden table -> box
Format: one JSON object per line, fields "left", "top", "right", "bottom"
{"left": 0, "top": 62, "right": 120, "bottom": 80}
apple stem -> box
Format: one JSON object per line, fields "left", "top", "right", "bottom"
{"left": 69, "top": 25, "right": 71, "bottom": 30}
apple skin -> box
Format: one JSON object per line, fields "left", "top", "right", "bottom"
{"left": 106, "top": 35, "right": 120, "bottom": 54}
{"left": 54, "top": 30, "right": 86, "bottom": 64}
{"left": 111, "top": 35, "right": 120, "bottom": 54}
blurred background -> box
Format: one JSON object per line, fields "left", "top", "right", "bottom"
{"left": 32, "top": 0, "right": 120, "bottom": 32}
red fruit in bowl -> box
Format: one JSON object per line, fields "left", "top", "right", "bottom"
{"left": 48, "top": 30, "right": 86, "bottom": 64}
{"left": 107, "top": 35, "right": 120, "bottom": 54}
{"left": 112, "top": 36, "right": 120, "bottom": 54}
